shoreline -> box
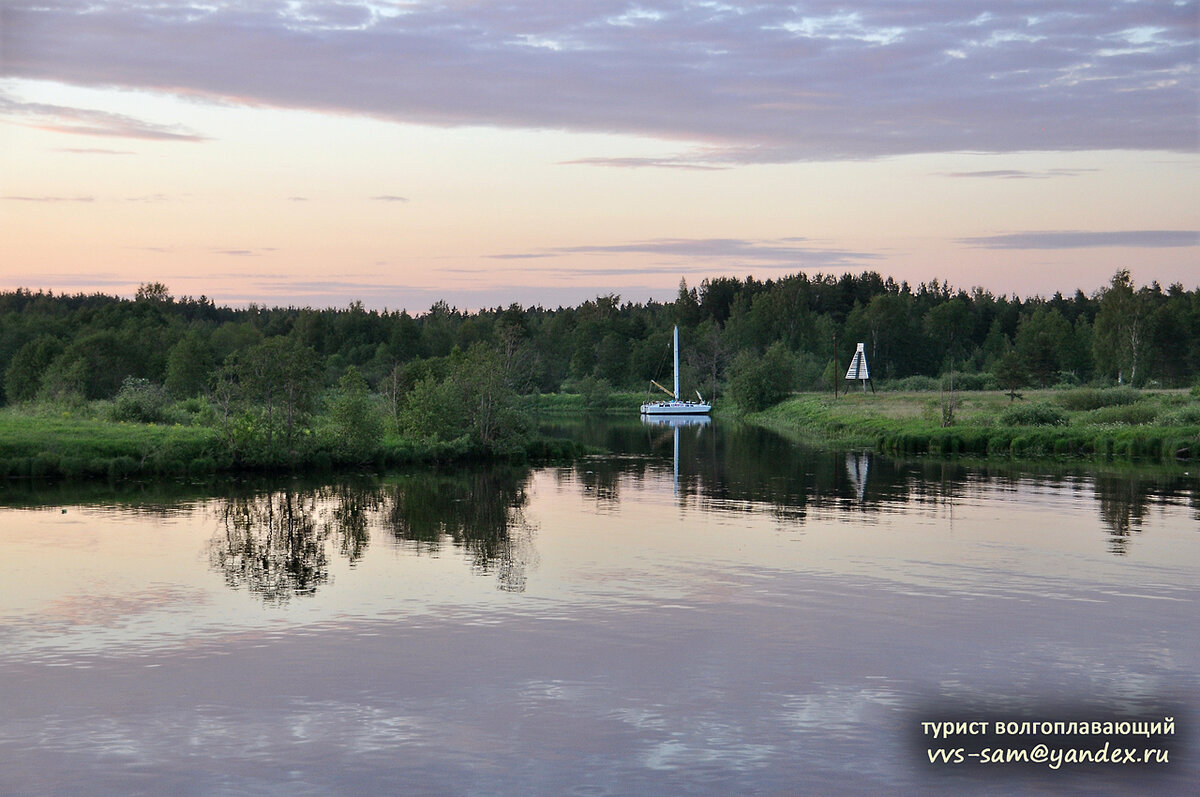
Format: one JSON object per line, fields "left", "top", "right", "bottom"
{"left": 747, "top": 390, "right": 1200, "bottom": 464}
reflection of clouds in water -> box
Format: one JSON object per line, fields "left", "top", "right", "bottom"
{"left": 6, "top": 701, "right": 426, "bottom": 764}
{"left": 517, "top": 679, "right": 591, "bottom": 704}
{"left": 780, "top": 683, "right": 905, "bottom": 737}
{"left": 40, "top": 586, "right": 209, "bottom": 628}
{"left": 641, "top": 734, "right": 775, "bottom": 772}
{"left": 286, "top": 700, "right": 426, "bottom": 754}
{"left": 606, "top": 706, "right": 775, "bottom": 772}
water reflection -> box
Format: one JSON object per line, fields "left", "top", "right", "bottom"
{"left": 1093, "top": 472, "right": 1152, "bottom": 555}
{"left": 378, "top": 468, "right": 534, "bottom": 593}
{"left": 204, "top": 468, "right": 535, "bottom": 602}
{"left": 543, "top": 417, "right": 1198, "bottom": 554}
{"left": 211, "top": 487, "right": 329, "bottom": 603}
{"left": 641, "top": 414, "right": 711, "bottom": 495}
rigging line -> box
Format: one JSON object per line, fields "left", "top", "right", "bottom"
{"left": 646, "top": 332, "right": 673, "bottom": 397}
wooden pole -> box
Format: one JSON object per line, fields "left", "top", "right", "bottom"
{"left": 832, "top": 332, "right": 838, "bottom": 399}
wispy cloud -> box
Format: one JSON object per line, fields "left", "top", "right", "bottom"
{"left": 0, "top": 94, "right": 209, "bottom": 141}
{"left": 370, "top": 195, "right": 409, "bottom": 202}
{"left": 211, "top": 247, "right": 278, "bottom": 257}
{"left": 561, "top": 156, "right": 729, "bottom": 171}
{"left": 0, "top": 272, "right": 130, "bottom": 289}
{"left": 941, "top": 168, "right": 1100, "bottom": 179}
{"left": 490, "top": 237, "right": 878, "bottom": 268}
{"left": 53, "top": 147, "right": 135, "bottom": 155}
{"left": 4, "top": 195, "right": 94, "bottom": 202}
{"left": 3, "top": 1, "right": 1194, "bottom": 161}
{"left": 959, "top": 230, "right": 1200, "bottom": 249}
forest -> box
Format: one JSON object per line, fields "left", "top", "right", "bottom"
{"left": 1, "top": 268, "right": 1198, "bottom": 472}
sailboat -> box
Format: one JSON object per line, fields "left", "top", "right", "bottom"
{"left": 640, "top": 326, "right": 712, "bottom": 416}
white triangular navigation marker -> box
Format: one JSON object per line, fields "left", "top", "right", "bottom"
{"left": 845, "top": 342, "right": 870, "bottom": 380}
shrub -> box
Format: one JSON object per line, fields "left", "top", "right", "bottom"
{"left": 325, "top": 367, "right": 384, "bottom": 463}
{"left": 942, "top": 371, "right": 997, "bottom": 391}
{"left": 107, "top": 456, "right": 138, "bottom": 480}
{"left": 109, "top": 377, "right": 170, "bottom": 423}
{"left": 1159, "top": 405, "right": 1200, "bottom": 426}
{"left": 1084, "top": 404, "right": 1160, "bottom": 425}
{"left": 576, "top": 375, "right": 613, "bottom": 412}
{"left": 883, "top": 375, "right": 939, "bottom": 392}
{"left": 1057, "top": 387, "right": 1140, "bottom": 411}
{"left": 729, "top": 343, "right": 796, "bottom": 412}
{"left": 1000, "top": 402, "right": 1068, "bottom": 426}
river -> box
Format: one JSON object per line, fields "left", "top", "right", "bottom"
{"left": 1, "top": 418, "right": 1196, "bottom": 795}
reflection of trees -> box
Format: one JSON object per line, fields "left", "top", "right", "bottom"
{"left": 211, "top": 487, "right": 328, "bottom": 603}
{"left": 208, "top": 468, "right": 537, "bottom": 600}
{"left": 381, "top": 467, "right": 535, "bottom": 592}
{"left": 319, "top": 482, "right": 378, "bottom": 565}
{"left": 1093, "top": 473, "right": 1150, "bottom": 555}
{"left": 541, "top": 418, "right": 1191, "bottom": 557}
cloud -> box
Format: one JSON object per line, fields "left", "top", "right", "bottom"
{"left": 4, "top": 194, "right": 94, "bottom": 202}
{"left": 370, "top": 195, "right": 409, "bottom": 202}
{"left": 211, "top": 247, "right": 277, "bottom": 256}
{"left": 2, "top": 1, "right": 1195, "bottom": 161}
{"left": 959, "top": 230, "right": 1200, "bottom": 249}
{"left": 561, "top": 156, "right": 729, "bottom": 171}
{"left": 941, "top": 168, "right": 1099, "bottom": 179}
{"left": 0, "top": 272, "right": 131, "bottom": 289}
{"left": 53, "top": 147, "right": 135, "bottom": 154}
{"left": 490, "top": 236, "right": 879, "bottom": 269}
{"left": 0, "top": 94, "right": 209, "bottom": 141}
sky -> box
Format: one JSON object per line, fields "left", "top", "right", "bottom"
{"left": 1, "top": 1, "right": 1197, "bottom": 312}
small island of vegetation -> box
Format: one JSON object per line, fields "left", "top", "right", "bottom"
{"left": 1, "top": 268, "right": 1198, "bottom": 481}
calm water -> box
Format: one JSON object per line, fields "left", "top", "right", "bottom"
{"left": 1, "top": 419, "right": 1197, "bottom": 795}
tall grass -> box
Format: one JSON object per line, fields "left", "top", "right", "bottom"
{"left": 751, "top": 389, "right": 1200, "bottom": 463}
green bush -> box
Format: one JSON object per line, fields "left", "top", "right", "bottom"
{"left": 1000, "top": 402, "right": 1068, "bottom": 426}
{"left": 1057, "top": 387, "right": 1140, "bottom": 411}
{"left": 576, "top": 375, "right": 614, "bottom": 412}
{"left": 883, "top": 375, "right": 940, "bottom": 392}
{"left": 107, "top": 455, "right": 138, "bottom": 480}
{"left": 942, "top": 371, "right": 997, "bottom": 391}
{"left": 729, "top": 343, "right": 796, "bottom": 412}
{"left": 1159, "top": 405, "right": 1200, "bottom": 425}
{"left": 31, "top": 452, "right": 60, "bottom": 479}
{"left": 109, "top": 377, "right": 170, "bottom": 423}
{"left": 1084, "top": 404, "right": 1160, "bottom": 425}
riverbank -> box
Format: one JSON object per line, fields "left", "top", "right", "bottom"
{"left": 750, "top": 389, "right": 1200, "bottom": 462}
{"left": 0, "top": 404, "right": 582, "bottom": 482}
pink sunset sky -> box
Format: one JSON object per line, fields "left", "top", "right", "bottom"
{"left": 1, "top": 1, "right": 1197, "bottom": 312}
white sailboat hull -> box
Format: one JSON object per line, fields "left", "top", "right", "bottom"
{"left": 640, "top": 400, "right": 711, "bottom": 415}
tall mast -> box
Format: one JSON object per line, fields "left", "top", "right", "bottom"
{"left": 673, "top": 325, "right": 680, "bottom": 400}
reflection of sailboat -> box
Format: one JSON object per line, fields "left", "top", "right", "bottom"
{"left": 640, "top": 326, "right": 712, "bottom": 416}
{"left": 845, "top": 452, "right": 869, "bottom": 502}
{"left": 642, "top": 414, "right": 710, "bottom": 495}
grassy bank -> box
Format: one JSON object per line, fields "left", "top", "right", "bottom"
{"left": 751, "top": 389, "right": 1200, "bottom": 463}
{"left": 0, "top": 403, "right": 582, "bottom": 483}
{"left": 520, "top": 391, "right": 653, "bottom": 415}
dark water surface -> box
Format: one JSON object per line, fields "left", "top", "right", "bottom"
{"left": 1, "top": 419, "right": 1197, "bottom": 795}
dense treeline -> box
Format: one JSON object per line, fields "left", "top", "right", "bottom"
{"left": 4, "top": 270, "right": 1198, "bottom": 411}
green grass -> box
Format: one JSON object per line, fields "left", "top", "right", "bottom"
{"left": 751, "top": 390, "right": 1200, "bottom": 463}
{"left": 0, "top": 401, "right": 586, "bottom": 483}
{"left": 0, "top": 407, "right": 223, "bottom": 480}
{"left": 520, "top": 391, "right": 650, "bottom": 414}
